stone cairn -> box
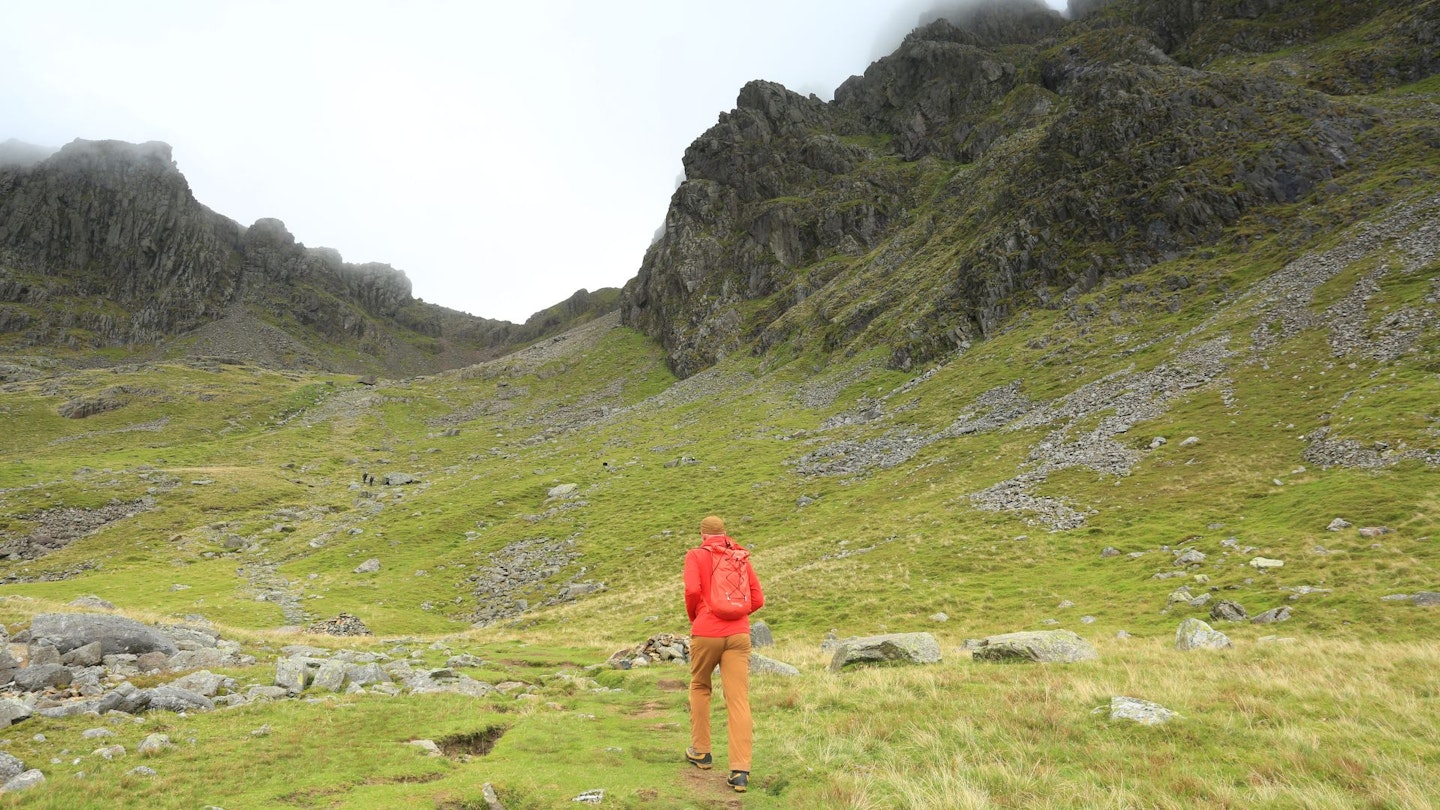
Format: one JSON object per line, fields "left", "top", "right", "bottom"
{"left": 305, "top": 613, "right": 373, "bottom": 637}
{"left": 606, "top": 633, "right": 689, "bottom": 669}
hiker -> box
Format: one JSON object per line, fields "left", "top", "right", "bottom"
{"left": 684, "top": 514, "right": 764, "bottom": 793}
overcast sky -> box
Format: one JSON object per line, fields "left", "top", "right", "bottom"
{"left": 2, "top": 1, "right": 1067, "bottom": 323}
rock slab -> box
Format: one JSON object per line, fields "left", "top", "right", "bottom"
{"left": 828, "top": 632, "right": 941, "bottom": 672}
{"left": 971, "top": 630, "right": 1099, "bottom": 664}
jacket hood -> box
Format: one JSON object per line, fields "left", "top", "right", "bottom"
{"left": 700, "top": 534, "right": 738, "bottom": 550}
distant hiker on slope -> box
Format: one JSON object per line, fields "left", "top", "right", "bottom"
{"left": 684, "top": 514, "right": 764, "bottom": 793}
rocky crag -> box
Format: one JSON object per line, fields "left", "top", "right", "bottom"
{"left": 0, "top": 140, "right": 618, "bottom": 376}
{"left": 621, "top": 0, "right": 1440, "bottom": 376}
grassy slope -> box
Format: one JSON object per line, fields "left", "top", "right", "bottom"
{"left": 3, "top": 43, "right": 1440, "bottom": 810}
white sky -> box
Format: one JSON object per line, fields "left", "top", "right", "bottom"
{"left": 2, "top": 1, "right": 1068, "bottom": 323}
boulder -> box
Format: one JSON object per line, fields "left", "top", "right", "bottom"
{"left": 750, "top": 620, "right": 774, "bottom": 648}
{"left": 275, "top": 657, "right": 311, "bottom": 693}
{"left": 136, "top": 651, "right": 172, "bottom": 673}
{"left": 145, "top": 685, "right": 215, "bottom": 713}
{"left": 1174, "top": 549, "right": 1206, "bottom": 566}
{"left": 828, "top": 632, "right": 942, "bottom": 672}
{"left": 1411, "top": 592, "right": 1440, "bottom": 607}
{"left": 26, "top": 644, "right": 60, "bottom": 666}
{"left": 311, "top": 660, "right": 348, "bottom": 692}
{"left": 61, "top": 641, "right": 104, "bottom": 667}
{"left": 381, "top": 472, "right": 418, "bottom": 486}
{"left": 0, "top": 699, "right": 32, "bottom": 727}
{"left": 971, "top": 630, "right": 1099, "bottom": 664}
{"left": 138, "top": 734, "right": 172, "bottom": 755}
{"left": 1209, "top": 600, "right": 1248, "bottom": 622}
{"left": 1, "top": 769, "right": 44, "bottom": 792}
{"left": 1105, "top": 696, "right": 1179, "bottom": 725}
{"left": 168, "top": 670, "right": 232, "bottom": 697}
{"left": 29, "top": 612, "right": 178, "bottom": 655}
{"left": 353, "top": 558, "right": 381, "bottom": 574}
{"left": 96, "top": 682, "right": 150, "bottom": 714}
{"left": 750, "top": 653, "right": 799, "bottom": 676}
{"left": 1251, "top": 606, "right": 1292, "bottom": 624}
{"left": 12, "top": 663, "right": 73, "bottom": 692}
{"left": 1326, "top": 518, "right": 1352, "bottom": 531}
{"left": 0, "top": 752, "right": 24, "bottom": 782}
{"left": 346, "top": 662, "right": 391, "bottom": 687}
{"left": 1174, "top": 618, "right": 1231, "bottom": 651}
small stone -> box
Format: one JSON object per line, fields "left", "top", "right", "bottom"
{"left": 408, "top": 739, "right": 441, "bottom": 756}
{"left": 353, "top": 558, "right": 381, "bottom": 574}
{"left": 1251, "top": 606, "right": 1293, "bottom": 624}
{"left": 1358, "top": 526, "right": 1392, "bottom": 538}
{"left": 929, "top": 612, "right": 949, "bottom": 623}
{"left": 1174, "top": 549, "right": 1206, "bottom": 566}
{"left": 1148, "top": 437, "right": 1167, "bottom": 449}
{"left": 1100, "top": 547, "right": 1121, "bottom": 558}
{"left": 138, "top": 734, "right": 172, "bottom": 755}
{"left": 1179, "top": 436, "right": 1199, "bottom": 447}
{"left": 1249, "top": 557, "right": 1284, "bottom": 570}
{"left": 128, "top": 766, "right": 157, "bottom": 776}
{"left": 1326, "top": 518, "right": 1352, "bottom": 531}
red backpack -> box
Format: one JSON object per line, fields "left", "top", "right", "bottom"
{"left": 704, "top": 541, "right": 752, "bottom": 621}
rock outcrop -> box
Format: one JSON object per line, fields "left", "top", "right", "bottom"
{"left": 0, "top": 139, "right": 619, "bottom": 375}
{"left": 620, "top": 0, "right": 1438, "bottom": 377}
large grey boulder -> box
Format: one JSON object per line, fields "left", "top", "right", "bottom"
{"left": 12, "top": 663, "right": 73, "bottom": 692}
{"left": 96, "top": 682, "right": 150, "bottom": 714}
{"left": 1175, "top": 618, "right": 1232, "bottom": 651}
{"left": 275, "top": 657, "right": 312, "bottom": 693}
{"left": 0, "top": 699, "right": 32, "bottom": 727}
{"left": 168, "top": 670, "right": 232, "bottom": 698}
{"left": 29, "top": 612, "right": 178, "bottom": 655}
{"left": 0, "top": 752, "right": 24, "bottom": 781}
{"left": 1, "top": 769, "right": 44, "bottom": 792}
{"left": 61, "top": 641, "right": 104, "bottom": 667}
{"left": 346, "top": 662, "right": 391, "bottom": 687}
{"left": 311, "top": 660, "right": 348, "bottom": 692}
{"left": 971, "top": 630, "right": 1099, "bottom": 664}
{"left": 828, "top": 632, "right": 941, "bottom": 673}
{"left": 750, "top": 620, "right": 774, "bottom": 648}
{"left": 145, "top": 685, "right": 214, "bottom": 713}
{"left": 750, "top": 653, "right": 799, "bottom": 676}
{"left": 1210, "top": 600, "right": 1248, "bottom": 622}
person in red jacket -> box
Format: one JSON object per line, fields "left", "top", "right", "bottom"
{"left": 684, "top": 514, "right": 764, "bottom": 793}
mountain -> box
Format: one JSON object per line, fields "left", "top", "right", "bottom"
{"left": 0, "top": 139, "right": 618, "bottom": 376}
{"left": 0, "top": 1, "right": 1437, "bottom": 807}
{"left": 622, "top": 0, "right": 1440, "bottom": 376}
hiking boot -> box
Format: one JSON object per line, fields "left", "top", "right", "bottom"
{"left": 685, "top": 747, "right": 712, "bottom": 769}
{"left": 727, "top": 771, "right": 749, "bottom": 792}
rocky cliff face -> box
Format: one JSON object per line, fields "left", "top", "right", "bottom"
{"left": 621, "top": 0, "right": 1440, "bottom": 376}
{"left": 0, "top": 140, "right": 618, "bottom": 374}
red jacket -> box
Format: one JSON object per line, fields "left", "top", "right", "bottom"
{"left": 685, "top": 534, "right": 764, "bottom": 637}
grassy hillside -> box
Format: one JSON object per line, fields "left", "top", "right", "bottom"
{"left": 2, "top": 162, "right": 1438, "bottom": 805}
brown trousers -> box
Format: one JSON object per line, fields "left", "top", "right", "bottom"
{"left": 688, "top": 633, "right": 752, "bottom": 772}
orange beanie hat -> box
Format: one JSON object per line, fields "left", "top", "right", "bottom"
{"left": 700, "top": 515, "right": 725, "bottom": 535}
